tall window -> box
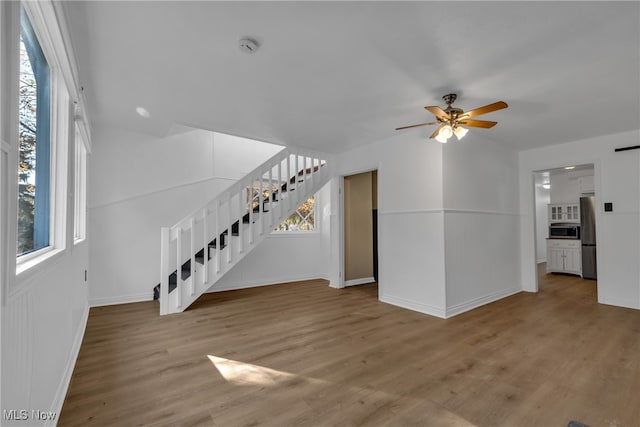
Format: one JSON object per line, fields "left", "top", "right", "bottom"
{"left": 276, "top": 196, "right": 315, "bottom": 231}
{"left": 17, "top": 6, "right": 51, "bottom": 256}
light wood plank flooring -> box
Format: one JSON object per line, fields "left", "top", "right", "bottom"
{"left": 60, "top": 267, "right": 640, "bottom": 426}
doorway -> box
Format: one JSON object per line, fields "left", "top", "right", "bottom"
{"left": 532, "top": 163, "right": 597, "bottom": 294}
{"left": 343, "top": 170, "right": 378, "bottom": 287}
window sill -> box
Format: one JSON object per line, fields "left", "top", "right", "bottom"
{"left": 269, "top": 231, "right": 320, "bottom": 238}
{"left": 16, "top": 246, "right": 65, "bottom": 277}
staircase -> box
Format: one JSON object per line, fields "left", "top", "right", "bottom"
{"left": 155, "top": 148, "right": 331, "bottom": 315}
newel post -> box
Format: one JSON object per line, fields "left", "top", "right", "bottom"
{"left": 160, "top": 227, "right": 170, "bottom": 315}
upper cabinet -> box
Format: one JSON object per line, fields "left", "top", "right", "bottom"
{"left": 578, "top": 175, "right": 595, "bottom": 195}
{"left": 549, "top": 203, "right": 580, "bottom": 223}
{"left": 549, "top": 168, "right": 594, "bottom": 204}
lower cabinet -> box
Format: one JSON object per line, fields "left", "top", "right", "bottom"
{"left": 546, "top": 239, "right": 582, "bottom": 276}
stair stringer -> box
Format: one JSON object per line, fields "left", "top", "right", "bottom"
{"left": 159, "top": 148, "right": 333, "bottom": 315}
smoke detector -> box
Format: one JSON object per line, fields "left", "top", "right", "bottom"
{"left": 239, "top": 38, "right": 259, "bottom": 54}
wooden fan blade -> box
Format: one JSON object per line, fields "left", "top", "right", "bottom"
{"left": 458, "top": 119, "right": 498, "bottom": 128}
{"left": 425, "top": 106, "right": 450, "bottom": 121}
{"left": 459, "top": 101, "right": 508, "bottom": 119}
{"left": 429, "top": 124, "right": 445, "bottom": 139}
{"left": 395, "top": 121, "right": 438, "bottom": 131}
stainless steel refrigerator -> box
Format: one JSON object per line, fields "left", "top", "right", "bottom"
{"left": 580, "top": 196, "right": 597, "bottom": 279}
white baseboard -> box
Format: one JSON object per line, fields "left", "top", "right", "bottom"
{"left": 344, "top": 277, "right": 376, "bottom": 287}
{"left": 47, "top": 302, "right": 90, "bottom": 427}
{"left": 598, "top": 295, "right": 640, "bottom": 310}
{"left": 445, "top": 287, "right": 522, "bottom": 318}
{"left": 89, "top": 292, "right": 154, "bottom": 307}
{"left": 379, "top": 293, "right": 446, "bottom": 319}
{"left": 207, "top": 275, "right": 324, "bottom": 293}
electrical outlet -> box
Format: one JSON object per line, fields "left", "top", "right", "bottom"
{"left": 604, "top": 202, "right": 613, "bottom": 212}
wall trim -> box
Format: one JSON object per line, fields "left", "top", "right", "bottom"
{"left": 445, "top": 287, "right": 522, "bottom": 318}
{"left": 379, "top": 209, "right": 444, "bottom": 216}
{"left": 598, "top": 295, "right": 640, "bottom": 311}
{"left": 207, "top": 275, "right": 324, "bottom": 294}
{"left": 379, "top": 293, "right": 446, "bottom": 319}
{"left": 47, "top": 301, "right": 89, "bottom": 427}
{"left": 344, "top": 277, "right": 376, "bottom": 287}
{"left": 443, "top": 208, "right": 521, "bottom": 216}
{"left": 380, "top": 208, "right": 521, "bottom": 216}
{"left": 88, "top": 175, "right": 239, "bottom": 210}
{"left": 89, "top": 292, "right": 154, "bottom": 307}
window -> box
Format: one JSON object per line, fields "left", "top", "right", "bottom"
{"left": 73, "top": 125, "right": 87, "bottom": 243}
{"left": 17, "top": 6, "right": 51, "bottom": 256}
{"left": 275, "top": 196, "right": 315, "bottom": 231}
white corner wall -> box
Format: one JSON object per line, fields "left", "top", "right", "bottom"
{"left": 333, "top": 131, "right": 522, "bottom": 319}
{"left": 442, "top": 134, "right": 521, "bottom": 317}
{"left": 336, "top": 134, "right": 447, "bottom": 317}
{"left": 88, "top": 126, "right": 285, "bottom": 306}
{"left": 519, "top": 130, "right": 640, "bottom": 310}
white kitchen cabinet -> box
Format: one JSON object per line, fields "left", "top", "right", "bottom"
{"left": 548, "top": 203, "right": 580, "bottom": 223}
{"left": 546, "top": 239, "right": 582, "bottom": 276}
{"left": 579, "top": 175, "right": 595, "bottom": 194}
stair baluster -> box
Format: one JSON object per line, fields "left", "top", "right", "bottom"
{"left": 202, "top": 208, "right": 208, "bottom": 285}
{"left": 227, "top": 192, "right": 232, "bottom": 264}
{"left": 238, "top": 189, "right": 244, "bottom": 254}
{"left": 176, "top": 226, "right": 183, "bottom": 310}
{"left": 189, "top": 218, "right": 195, "bottom": 296}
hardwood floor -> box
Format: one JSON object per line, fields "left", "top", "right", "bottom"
{"left": 59, "top": 268, "right": 640, "bottom": 427}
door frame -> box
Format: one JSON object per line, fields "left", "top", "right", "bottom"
{"left": 336, "top": 167, "right": 380, "bottom": 289}
{"left": 528, "top": 160, "right": 600, "bottom": 294}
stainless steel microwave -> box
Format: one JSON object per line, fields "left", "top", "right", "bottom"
{"left": 549, "top": 223, "right": 580, "bottom": 239}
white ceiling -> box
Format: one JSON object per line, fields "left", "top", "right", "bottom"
{"left": 62, "top": 1, "right": 640, "bottom": 154}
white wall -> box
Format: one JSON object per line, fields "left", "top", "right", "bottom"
{"left": 442, "top": 134, "right": 521, "bottom": 316}
{"left": 211, "top": 211, "right": 327, "bottom": 291}
{"left": 519, "top": 130, "right": 640, "bottom": 310}
{"left": 89, "top": 126, "right": 221, "bottom": 305}
{"left": 212, "top": 132, "right": 284, "bottom": 178}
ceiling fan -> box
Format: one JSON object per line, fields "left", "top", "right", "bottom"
{"left": 396, "top": 94, "right": 508, "bottom": 143}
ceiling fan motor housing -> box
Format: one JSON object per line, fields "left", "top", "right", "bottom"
{"left": 442, "top": 93, "right": 457, "bottom": 106}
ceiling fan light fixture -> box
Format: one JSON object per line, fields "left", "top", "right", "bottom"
{"left": 435, "top": 133, "right": 449, "bottom": 143}
{"left": 437, "top": 124, "right": 453, "bottom": 143}
{"left": 395, "top": 94, "right": 508, "bottom": 143}
{"left": 453, "top": 125, "right": 468, "bottom": 140}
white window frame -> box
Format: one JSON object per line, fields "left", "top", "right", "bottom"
{"left": 73, "top": 123, "right": 86, "bottom": 244}
{"left": 15, "top": 2, "right": 69, "bottom": 275}
{"left": 274, "top": 193, "right": 319, "bottom": 234}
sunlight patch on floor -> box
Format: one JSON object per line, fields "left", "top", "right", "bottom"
{"left": 208, "top": 355, "right": 301, "bottom": 386}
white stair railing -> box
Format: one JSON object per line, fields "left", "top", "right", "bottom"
{"left": 159, "top": 147, "right": 331, "bottom": 315}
